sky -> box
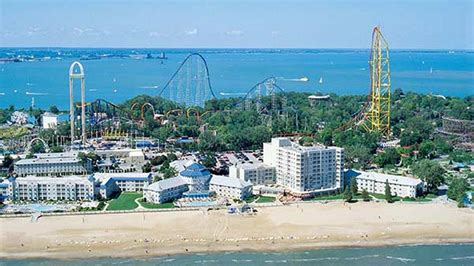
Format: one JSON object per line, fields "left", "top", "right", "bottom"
{"left": 0, "top": 0, "right": 472, "bottom": 49}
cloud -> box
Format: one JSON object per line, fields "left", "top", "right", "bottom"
{"left": 26, "top": 27, "right": 46, "bottom": 37}
{"left": 184, "top": 28, "right": 198, "bottom": 36}
{"left": 149, "top": 31, "right": 160, "bottom": 37}
{"left": 225, "top": 30, "right": 243, "bottom": 36}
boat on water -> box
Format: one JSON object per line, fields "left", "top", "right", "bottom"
{"left": 319, "top": 77, "right": 323, "bottom": 84}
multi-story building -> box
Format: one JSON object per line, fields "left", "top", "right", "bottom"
{"left": 144, "top": 176, "right": 189, "bottom": 203}
{"left": 92, "top": 172, "right": 152, "bottom": 199}
{"left": 144, "top": 163, "right": 253, "bottom": 204}
{"left": 41, "top": 112, "right": 58, "bottom": 129}
{"left": 229, "top": 163, "right": 276, "bottom": 185}
{"left": 14, "top": 152, "right": 91, "bottom": 177}
{"left": 0, "top": 177, "right": 14, "bottom": 202}
{"left": 263, "top": 137, "right": 344, "bottom": 195}
{"left": 209, "top": 175, "right": 252, "bottom": 200}
{"left": 347, "top": 170, "right": 424, "bottom": 198}
{"left": 11, "top": 176, "right": 94, "bottom": 201}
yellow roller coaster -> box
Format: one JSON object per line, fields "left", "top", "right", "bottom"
{"left": 340, "top": 26, "right": 391, "bottom": 137}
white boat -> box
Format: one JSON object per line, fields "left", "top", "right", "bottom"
{"left": 319, "top": 77, "right": 323, "bottom": 84}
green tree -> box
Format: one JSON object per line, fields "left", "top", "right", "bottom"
{"left": 2, "top": 154, "right": 14, "bottom": 171}
{"left": 374, "top": 148, "right": 400, "bottom": 168}
{"left": 412, "top": 160, "right": 445, "bottom": 192}
{"left": 447, "top": 177, "right": 469, "bottom": 202}
{"left": 418, "top": 140, "right": 435, "bottom": 159}
{"left": 49, "top": 105, "right": 60, "bottom": 114}
{"left": 350, "top": 176, "right": 358, "bottom": 195}
{"left": 200, "top": 153, "right": 217, "bottom": 168}
{"left": 198, "top": 130, "right": 222, "bottom": 152}
{"left": 361, "top": 189, "right": 370, "bottom": 202}
{"left": 385, "top": 180, "right": 393, "bottom": 203}
{"left": 142, "top": 162, "right": 152, "bottom": 173}
{"left": 343, "top": 187, "right": 353, "bottom": 202}
{"left": 150, "top": 155, "right": 167, "bottom": 166}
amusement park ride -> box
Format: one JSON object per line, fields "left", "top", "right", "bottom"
{"left": 65, "top": 26, "right": 392, "bottom": 145}
{"left": 340, "top": 26, "right": 392, "bottom": 137}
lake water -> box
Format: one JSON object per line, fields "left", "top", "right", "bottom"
{"left": 2, "top": 243, "right": 473, "bottom": 265}
{"left": 0, "top": 48, "right": 473, "bottom": 109}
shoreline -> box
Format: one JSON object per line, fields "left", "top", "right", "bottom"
{"left": 2, "top": 239, "right": 473, "bottom": 261}
{"left": 1, "top": 201, "right": 473, "bottom": 260}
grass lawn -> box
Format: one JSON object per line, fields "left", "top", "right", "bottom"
{"left": 139, "top": 200, "right": 175, "bottom": 209}
{"left": 311, "top": 194, "right": 344, "bottom": 201}
{"left": 244, "top": 195, "right": 259, "bottom": 203}
{"left": 106, "top": 192, "right": 142, "bottom": 211}
{"left": 256, "top": 196, "right": 276, "bottom": 203}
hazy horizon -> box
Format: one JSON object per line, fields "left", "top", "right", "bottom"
{"left": 1, "top": 0, "right": 472, "bottom": 50}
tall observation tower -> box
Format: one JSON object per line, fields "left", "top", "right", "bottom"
{"left": 69, "top": 61, "right": 87, "bottom": 145}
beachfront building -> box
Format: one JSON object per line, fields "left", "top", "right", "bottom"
{"left": 11, "top": 176, "right": 94, "bottom": 201}
{"left": 209, "top": 175, "right": 252, "bottom": 200}
{"left": 144, "top": 162, "right": 253, "bottom": 204}
{"left": 92, "top": 172, "right": 152, "bottom": 199}
{"left": 144, "top": 176, "right": 189, "bottom": 203}
{"left": 229, "top": 163, "right": 276, "bottom": 185}
{"left": 263, "top": 137, "right": 344, "bottom": 196}
{"left": 14, "top": 152, "right": 91, "bottom": 177}
{"left": 178, "top": 163, "right": 212, "bottom": 191}
{"left": 0, "top": 177, "right": 14, "bottom": 202}
{"left": 347, "top": 170, "right": 424, "bottom": 198}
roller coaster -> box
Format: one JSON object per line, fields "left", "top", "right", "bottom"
{"left": 240, "top": 77, "right": 288, "bottom": 114}
{"left": 74, "top": 98, "right": 137, "bottom": 139}
{"left": 158, "top": 53, "right": 216, "bottom": 107}
{"left": 339, "top": 26, "right": 391, "bottom": 137}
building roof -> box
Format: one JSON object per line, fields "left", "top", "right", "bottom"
{"left": 349, "top": 170, "right": 422, "bottom": 186}
{"left": 146, "top": 176, "right": 188, "bottom": 192}
{"left": 15, "top": 156, "right": 80, "bottom": 165}
{"left": 234, "top": 163, "right": 274, "bottom": 170}
{"left": 210, "top": 175, "right": 252, "bottom": 189}
{"left": 92, "top": 172, "right": 151, "bottom": 183}
{"left": 170, "top": 159, "right": 195, "bottom": 172}
{"left": 14, "top": 175, "right": 92, "bottom": 184}
{"left": 180, "top": 163, "right": 211, "bottom": 178}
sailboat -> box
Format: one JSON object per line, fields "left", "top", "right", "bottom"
{"left": 319, "top": 77, "right": 323, "bottom": 84}
{"left": 430, "top": 67, "right": 433, "bottom": 74}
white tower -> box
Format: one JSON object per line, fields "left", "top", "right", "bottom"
{"left": 69, "top": 61, "right": 86, "bottom": 145}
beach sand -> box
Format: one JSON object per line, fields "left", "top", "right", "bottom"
{"left": 0, "top": 201, "right": 473, "bottom": 259}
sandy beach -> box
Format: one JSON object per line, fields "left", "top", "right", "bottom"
{"left": 0, "top": 201, "right": 473, "bottom": 259}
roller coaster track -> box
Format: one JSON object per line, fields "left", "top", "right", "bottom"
{"left": 338, "top": 26, "right": 391, "bottom": 136}
{"left": 158, "top": 53, "right": 216, "bottom": 107}
{"left": 239, "top": 77, "right": 287, "bottom": 113}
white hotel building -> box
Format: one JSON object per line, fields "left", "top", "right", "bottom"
{"left": 263, "top": 138, "right": 344, "bottom": 195}
{"left": 10, "top": 176, "right": 94, "bottom": 201}
{"left": 14, "top": 152, "right": 91, "bottom": 177}
{"left": 348, "top": 170, "right": 424, "bottom": 198}
{"left": 229, "top": 163, "right": 276, "bottom": 185}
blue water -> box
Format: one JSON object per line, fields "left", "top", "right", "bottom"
{"left": 0, "top": 48, "right": 473, "bottom": 109}
{"left": 2, "top": 244, "right": 473, "bottom": 265}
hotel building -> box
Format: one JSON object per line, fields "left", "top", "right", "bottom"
{"left": 229, "top": 163, "right": 276, "bottom": 185}
{"left": 263, "top": 137, "right": 344, "bottom": 195}
{"left": 209, "top": 175, "right": 252, "bottom": 200}
{"left": 347, "top": 170, "right": 424, "bottom": 198}
{"left": 14, "top": 152, "right": 91, "bottom": 177}
{"left": 10, "top": 176, "right": 94, "bottom": 201}
{"left": 92, "top": 172, "right": 152, "bottom": 199}
{"left": 144, "top": 163, "right": 253, "bottom": 204}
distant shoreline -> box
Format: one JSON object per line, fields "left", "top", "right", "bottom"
{"left": 1, "top": 201, "right": 473, "bottom": 260}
